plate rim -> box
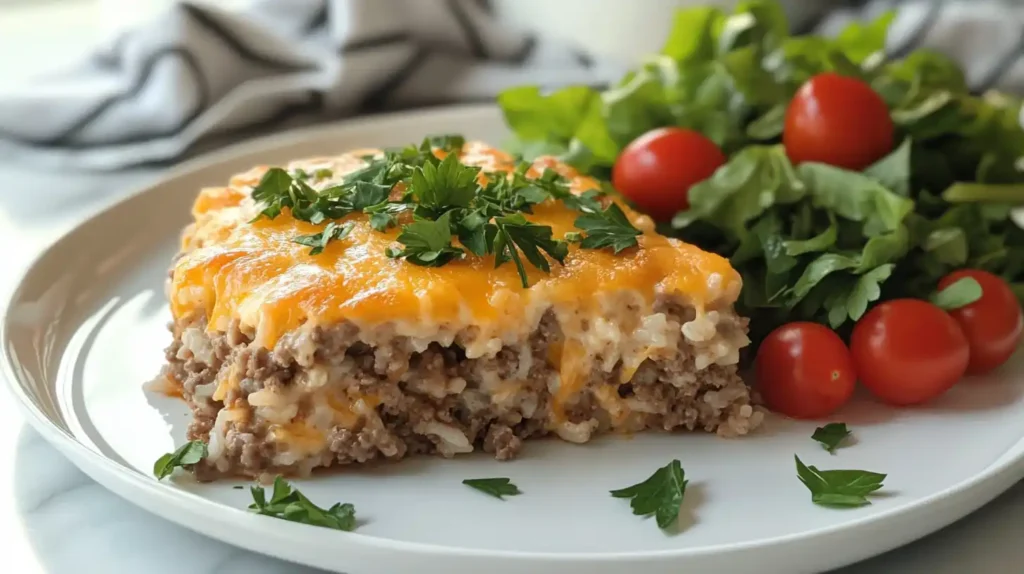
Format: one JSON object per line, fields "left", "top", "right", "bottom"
{"left": 3, "top": 103, "right": 1024, "bottom": 572}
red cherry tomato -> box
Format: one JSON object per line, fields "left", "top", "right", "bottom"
{"left": 938, "top": 269, "right": 1023, "bottom": 375}
{"left": 783, "top": 73, "right": 894, "bottom": 171}
{"left": 850, "top": 299, "right": 969, "bottom": 406}
{"left": 755, "top": 322, "right": 856, "bottom": 419}
{"left": 612, "top": 127, "right": 726, "bottom": 221}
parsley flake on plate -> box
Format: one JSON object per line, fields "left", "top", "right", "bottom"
{"left": 462, "top": 478, "right": 522, "bottom": 500}
{"left": 811, "top": 422, "right": 851, "bottom": 454}
{"left": 610, "top": 459, "right": 688, "bottom": 530}
{"left": 153, "top": 440, "right": 207, "bottom": 480}
{"left": 249, "top": 476, "right": 357, "bottom": 531}
{"left": 795, "top": 455, "right": 886, "bottom": 508}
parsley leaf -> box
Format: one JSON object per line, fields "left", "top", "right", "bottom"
{"left": 153, "top": 441, "right": 207, "bottom": 480}
{"left": 249, "top": 476, "right": 356, "bottom": 531}
{"left": 411, "top": 153, "right": 480, "bottom": 215}
{"left": 387, "top": 211, "right": 465, "bottom": 267}
{"left": 494, "top": 214, "right": 568, "bottom": 287}
{"left": 811, "top": 423, "right": 851, "bottom": 454}
{"left": 428, "top": 134, "right": 466, "bottom": 152}
{"left": 456, "top": 209, "right": 495, "bottom": 256}
{"left": 251, "top": 167, "right": 353, "bottom": 225}
{"left": 574, "top": 203, "right": 642, "bottom": 253}
{"left": 350, "top": 181, "right": 392, "bottom": 210}
{"left": 931, "top": 276, "right": 983, "bottom": 310}
{"left": 293, "top": 221, "right": 355, "bottom": 255}
{"left": 462, "top": 477, "right": 522, "bottom": 500}
{"left": 365, "top": 201, "right": 412, "bottom": 231}
{"left": 795, "top": 455, "right": 886, "bottom": 508}
{"left": 610, "top": 459, "right": 688, "bottom": 530}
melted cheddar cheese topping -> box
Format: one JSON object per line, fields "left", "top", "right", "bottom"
{"left": 170, "top": 142, "right": 741, "bottom": 350}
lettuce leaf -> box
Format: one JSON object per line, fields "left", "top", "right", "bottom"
{"left": 497, "top": 0, "right": 1024, "bottom": 345}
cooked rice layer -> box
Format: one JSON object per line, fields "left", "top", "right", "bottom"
{"left": 161, "top": 299, "right": 762, "bottom": 480}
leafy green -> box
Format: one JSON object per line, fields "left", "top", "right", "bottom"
{"left": 293, "top": 221, "right": 355, "bottom": 255}
{"left": 386, "top": 212, "right": 465, "bottom": 267}
{"left": 798, "top": 163, "right": 914, "bottom": 236}
{"left": 811, "top": 423, "right": 851, "bottom": 455}
{"left": 250, "top": 135, "right": 645, "bottom": 288}
{"left": 410, "top": 152, "right": 480, "bottom": 215}
{"left": 942, "top": 183, "right": 1024, "bottom": 204}
{"left": 574, "top": 203, "right": 643, "bottom": 253}
{"left": 864, "top": 139, "right": 912, "bottom": 197}
{"left": 610, "top": 460, "right": 688, "bottom": 530}
{"left": 153, "top": 441, "right": 207, "bottom": 480}
{"left": 795, "top": 455, "right": 886, "bottom": 508}
{"left": 673, "top": 145, "right": 805, "bottom": 238}
{"left": 833, "top": 11, "right": 893, "bottom": 65}
{"left": 249, "top": 476, "right": 356, "bottom": 531}
{"left": 493, "top": 214, "right": 569, "bottom": 287}
{"left": 462, "top": 478, "right": 522, "bottom": 500}
{"left": 931, "top": 276, "right": 984, "bottom": 310}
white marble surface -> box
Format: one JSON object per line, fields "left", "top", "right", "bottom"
{"left": 2, "top": 162, "right": 1024, "bottom": 574}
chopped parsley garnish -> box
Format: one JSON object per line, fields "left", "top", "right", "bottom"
{"left": 574, "top": 203, "right": 643, "bottom": 253}
{"left": 462, "top": 477, "right": 522, "bottom": 500}
{"left": 249, "top": 476, "right": 356, "bottom": 531}
{"left": 385, "top": 211, "right": 465, "bottom": 266}
{"left": 249, "top": 135, "right": 642, "bottom": 287}
{"left": 811, "top": 423, "right": 851, "bottom": 455}
{"left": 153, "top": 440, "right": 207, "bottom": 480}
{"left": 293, "top": 221, "right": 355, "bottom": 255}
{"left": 610, "top": 459, "right": 688, "bottom": 530}
{"left": 795, "top": 455, "right": 886, "bottom": 508}
{"left": 931, "top": 277, "right": 983, "bottom": 310}
{"left": 410, "top": 152, "right": 480, "bottom": 217}
{"left": 494, "top": 213, "right": 569, "bottom": 287}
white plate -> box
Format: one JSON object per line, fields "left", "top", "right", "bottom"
{"left": 3, "top": 104, "right": 1024, "bottom": 574}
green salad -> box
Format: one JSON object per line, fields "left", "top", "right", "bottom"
{"left": 498, "top": 0, "right": 1024, "bottom": 347}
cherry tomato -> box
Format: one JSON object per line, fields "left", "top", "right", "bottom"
{"left": 783, "top": 73, "right": 894, "bottom": 171}
{"left": 612, "top": 127, "right": 726, "bottom": 221}
{"left": 755, "top": 322, "right": 856, "bottom": 419}
{"left": 850, "top": 299, "right": 969, "bottom": 406}
{"left": 938, "top": 269, "right": 1023, "bottom": 375}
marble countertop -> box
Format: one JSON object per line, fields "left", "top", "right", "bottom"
{"left": 2, "top": 162, "right": 1024, "bottom": 574}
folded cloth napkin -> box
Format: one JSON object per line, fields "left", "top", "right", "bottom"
{"left": 1, "top": 0, "right": 1023, "bottom": 170}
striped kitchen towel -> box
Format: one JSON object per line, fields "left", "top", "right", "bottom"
{"left": 0, "top": 0, "right": 1022, "bottom": 170}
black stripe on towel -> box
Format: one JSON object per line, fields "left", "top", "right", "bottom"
{"left": 359, "top": 51, "right": 430, "bottom": 112}
{"left": 888, "top": 0, "right": 943, "bottom": 59}
{"left": 574, "top": 49, "right": 594, "bottom": 69}
{"left": 339, "top": 32, "right": 411, "bottom": 54}
{"left": 20, "top": 48, "right": 210, "bottom": 147}
{"left": 179, "top": 3, "right": 316, "bottom": 71}
{"left": 304, "top": 2, "right": 329, "bottom": 33}
{"left": 510, "top": 36, "right": 538, "bottom": 64}
{"left": 447, "top": 0, "right": 487, "bottom": 59}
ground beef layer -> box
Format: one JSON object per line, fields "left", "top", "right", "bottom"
{"left": 160, "top": 303, "right": 762, "bottom": 481}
